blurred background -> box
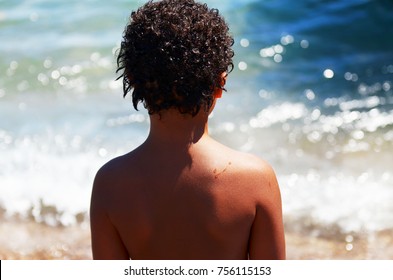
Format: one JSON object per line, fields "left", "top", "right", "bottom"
{"left": 0, "top": 0, "right": 392, "bottom": 259}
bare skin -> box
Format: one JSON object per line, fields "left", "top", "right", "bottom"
{"left": 90, "top": 102, "right": 286, "bottom": 260}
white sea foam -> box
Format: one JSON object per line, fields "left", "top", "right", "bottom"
{"left": 281, "top": 171, "right": 393, "bottom": 233}
{"left": 0, "top": 144, "right": 105, "bottom": 225}
{"left": 249, "top": 103, "right": 307, "bottom": 128}
{"left": 0, "top": 94, "right": 147, "bottom": 226}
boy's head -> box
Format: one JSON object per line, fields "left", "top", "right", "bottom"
{"left": 117, "top": 0, "right": 234, "bottom": 116}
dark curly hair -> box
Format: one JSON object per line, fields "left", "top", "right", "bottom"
{"left": 116, "top": 0, "right": 234, "bottom": 116}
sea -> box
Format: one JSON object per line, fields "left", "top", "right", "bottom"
{"left": 1, "top": 0, "right": 392, "bottom": 239}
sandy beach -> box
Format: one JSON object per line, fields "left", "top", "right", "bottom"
{"left": 1, "top": 217, "right": 392, "bottom": 260}
{"left": 0, "top": 219, "right": 91, "bottom": 260}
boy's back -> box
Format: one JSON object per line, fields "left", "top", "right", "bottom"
{"left": 91, "top": 113, "right": 285, "bottom": 259}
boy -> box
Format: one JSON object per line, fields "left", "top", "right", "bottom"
{"left": 90, "top": 0, "right": 285, "bottom": 260}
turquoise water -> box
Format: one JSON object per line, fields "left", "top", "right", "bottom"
{"left": 0, "top": 0, "right": 392, "bottom": 235}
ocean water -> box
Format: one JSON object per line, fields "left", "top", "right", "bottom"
{"left": 0, "top": 0, "right": 392, "bottom": 237}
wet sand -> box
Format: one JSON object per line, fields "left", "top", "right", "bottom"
{"left": 0, "top": 219, "right": 91, "bottom": 260}
{"left": 1, "top": 218, "right": 392, "bottom": 260}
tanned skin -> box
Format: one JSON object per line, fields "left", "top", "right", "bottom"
{"left": 90, "top": 91, "right": 286, "bottom": 260}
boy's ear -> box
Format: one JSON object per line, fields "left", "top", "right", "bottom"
{"left": 214, "top": 72, "right": 227, "bottom": 99}
{"left": 214, "top": 88, "right": 223, "bottom": 98}
{"left": 220, "top": 72, "right": 227, "bottom": 87}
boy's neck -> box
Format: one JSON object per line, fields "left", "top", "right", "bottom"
{"left": 146, "top": 109, "right": 210, "bottom": 148}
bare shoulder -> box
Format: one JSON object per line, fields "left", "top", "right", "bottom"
{"left": 236, "top": 151, "right": 279, "bottom": 193}
{"left": 93, "top": 155, "right": 127, "bottom": 187}
{"left": 230, "top": 152, "right": 285, "bottom": 259}
{"left": 91, "top": 156, "right": 124, "bottom": 206}
{"left": 217, "top": 147, "right": 286, "bottom": 259}
{"left": 91, "top": 149, "right": 142, "bottom": 198}
{"left": 234, "top": 150, "right": 277, "bottom": 179}
{"left": 215, "top": 142, "right": 279, "bottom": 187}
{"left": 211, "top": 142, "right": 281, "bottom": 205}
{"left": 90, "top": 153, "right": 134, "bottom": 260}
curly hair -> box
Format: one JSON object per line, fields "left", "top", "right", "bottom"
{"left": 116, "top": 0, "right": 234, "bottom": 116}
